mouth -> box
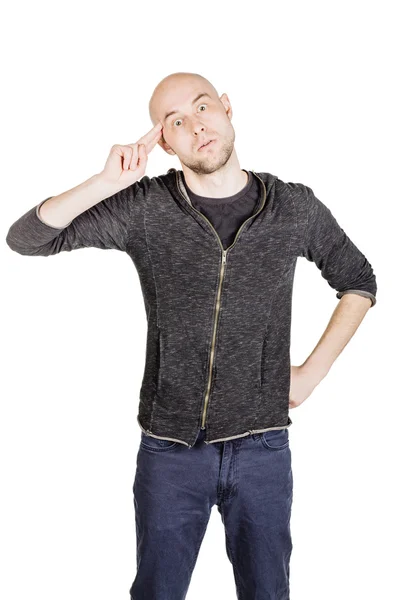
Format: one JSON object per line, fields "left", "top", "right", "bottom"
{"left": 198, "top": 139, "right": 216, "bottom": 151}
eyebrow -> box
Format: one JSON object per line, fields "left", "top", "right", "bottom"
{"left": 163, "top": 92, "right": 212, "bottom": 122}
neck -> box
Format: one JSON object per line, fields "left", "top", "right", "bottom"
{"left": 181, "top": 151, "right": 249, "bottom": 198}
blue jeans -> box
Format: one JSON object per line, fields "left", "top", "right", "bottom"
{"left": 129, "top": 426, "right": 293, "bottom": 600}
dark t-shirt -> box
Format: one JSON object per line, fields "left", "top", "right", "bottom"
{"left": 182, "top": 169, "right": 260, "bottom": 250}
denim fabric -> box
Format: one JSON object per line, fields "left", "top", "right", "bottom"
{"left": 130, "top": 426, "right": 293, "bottom": 600}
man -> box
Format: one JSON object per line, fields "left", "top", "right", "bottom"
{"left": 6, "top": 71, "right": 377, "bottom": 600}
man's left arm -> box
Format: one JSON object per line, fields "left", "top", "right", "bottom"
{"left": 290, "top": 293, "right": 372, "bottom": 407}
{"left": 290, "top": 184, "right": 378, "bottom": 408}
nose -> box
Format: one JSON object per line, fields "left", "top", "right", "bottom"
{"left": 192, "top": 122, "right": 206, "bottom": 136}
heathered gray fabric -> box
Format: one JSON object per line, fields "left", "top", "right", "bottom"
{"left": 5, "top": 168, "right": 377, "bottom": 448}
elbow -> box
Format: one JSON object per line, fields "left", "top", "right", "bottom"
{"left": 5, "top": 230, "right": 48, "bottom": 256}
{"left": 336, "top": 267, "right": 377, "bottom": 307}
{"left": 5, "top": 230, "right": 25, "bottom": 254}
{"left": 336, "top": 288, "right": 377, "bottom": 307}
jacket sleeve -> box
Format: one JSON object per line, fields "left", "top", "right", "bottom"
{"left": 5, "top": 183, "right": 139, "bottom": 256}
{"left": 300, "top": 185, "right": 377, "bottom": 307}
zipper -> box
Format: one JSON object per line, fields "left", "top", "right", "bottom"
{"left": 175, "top": 170, "right": 267, "bottom": 433}
{"left": 201, "top": 248, "right": 227, "bottom": 428}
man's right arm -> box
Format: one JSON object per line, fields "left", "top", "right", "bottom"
{"left": 5, "top": 174, "right": 142, "bottom": 256}
{"left": 37, "top": 173, "right": 123, "bottom": 229}
{"left": 5, "top": 123, "right": 163, "bottom": 256}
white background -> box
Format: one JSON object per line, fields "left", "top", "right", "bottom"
{"left": 1, "top": 1, "right": 398, "bottom": 599}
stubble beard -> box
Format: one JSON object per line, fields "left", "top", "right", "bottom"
{"left": 181, "top": 131, "right": 235, "bottom": 176}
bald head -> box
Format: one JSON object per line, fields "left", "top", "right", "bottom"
{"left": 148, "top": 72, "right": 220, "bottom": 127}
{"left": 147, "top": 72, "right": 235, "bottom": 174}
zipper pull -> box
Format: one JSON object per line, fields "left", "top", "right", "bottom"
{"left": 222, "top": 250, "right": 227, "bottom": 264}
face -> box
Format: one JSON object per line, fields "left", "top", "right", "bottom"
{"left": 153, "top": 80, "right": 236, "bottom": 175}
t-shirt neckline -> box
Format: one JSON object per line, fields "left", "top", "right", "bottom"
{"left": 182, "top": 170, "right": 253, "bottom": 205}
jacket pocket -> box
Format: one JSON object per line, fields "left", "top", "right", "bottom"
{"left": 156, "top": 327, "right": 162, "bottom": 391}
{"left": 259, "top": 332, "right": 267, "bottom": 387}
{"left": 139, "top": 322, "right": 162, "bottom": 400}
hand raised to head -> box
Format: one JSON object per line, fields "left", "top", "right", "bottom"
{"left": 100, "top": 121, "right": 164, "bottom": 189}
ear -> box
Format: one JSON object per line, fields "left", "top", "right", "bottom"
{"left": 158, "top": 135, "right": 176, "bottom": 156}
{"left": 220, "top": 93, "right": 233, "bottom": 121}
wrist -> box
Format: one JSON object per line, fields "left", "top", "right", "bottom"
{"left": 93, "top": 172, "right": 123, "bottom": 196}
{"left": 300, "top": 358, "right": 330, "bottom": 385}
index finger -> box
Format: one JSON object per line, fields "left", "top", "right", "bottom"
{"left": 137, "top": 121, "right": 163, "bottom": 145}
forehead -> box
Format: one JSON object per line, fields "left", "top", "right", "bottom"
{"left": 159, "top": 88, "right": 212, "bottom": 122}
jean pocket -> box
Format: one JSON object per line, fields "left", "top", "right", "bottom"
{"left": 140, "top": 431, "right": 178, "bottom": 452}
{"left": 260, "top": 428, "right": 289, "bottom": 450}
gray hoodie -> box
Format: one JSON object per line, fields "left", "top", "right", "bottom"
{"left": 5, "top": 168, "right": 377, "bottom": 448}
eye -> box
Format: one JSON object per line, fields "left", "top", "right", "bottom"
{"left": 173, "top": 104, "right": 208, "bottom": 127}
